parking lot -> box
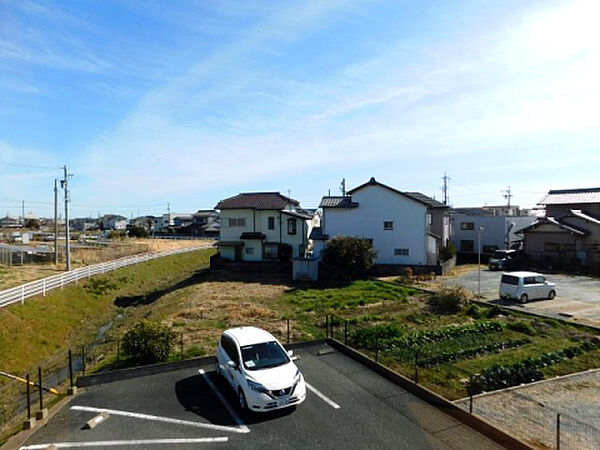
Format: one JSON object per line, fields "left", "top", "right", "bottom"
{"left": 442, "top": 268, "right": 600, "bottom": 326}
{"left": 19, "top": 343, "right": 503, "bottom": 449}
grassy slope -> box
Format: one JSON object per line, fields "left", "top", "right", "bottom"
{"left": 0, "top": 249, "right": 214, "bottom": 375}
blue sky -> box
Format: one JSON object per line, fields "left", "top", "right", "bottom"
{"left": 1, "top": 0, "right": 599, "bottom": 218}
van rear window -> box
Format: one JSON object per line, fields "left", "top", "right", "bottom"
{"left": 501, "top": 275, "right": 519, "bottom": 285}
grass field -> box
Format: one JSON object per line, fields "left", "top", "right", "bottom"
{"left": 0, "top": 238, "right": 213, "bottom": 290}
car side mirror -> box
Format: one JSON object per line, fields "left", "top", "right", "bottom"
{"left": 227, "top": 360, "right": 237, "bottom": 369}
{"left": 287, "top": 350, "right": 294, "bottom": 357}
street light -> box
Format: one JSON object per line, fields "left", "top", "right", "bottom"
{"left": 478, "top": 226, "right": 485, "bottom": 298}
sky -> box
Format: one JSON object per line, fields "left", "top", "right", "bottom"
{"left": 1, "top": 0, "right": 599, "bottom": 219}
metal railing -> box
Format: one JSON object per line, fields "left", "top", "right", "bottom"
{"left": 0, "top": 244, "right": 214, "bottom": 309}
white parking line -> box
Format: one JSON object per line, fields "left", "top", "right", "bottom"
{"left": 70, "top": 406, "right": 245, "bottom": 434}
{"left": 20, "top": 437, "right": 228, "bottom": 449}
{"left": 306, "top": 383, "right": 341, "bottom": 409}
{"left": 198, "top": 369, "right": 250, "bottom": 433}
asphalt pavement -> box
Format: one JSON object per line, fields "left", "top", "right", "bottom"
{"left": 19, "top": 343, "right": 503, "bottom": 450}
{"left": 443, "top": 268, "right": 600, "bottom": 326}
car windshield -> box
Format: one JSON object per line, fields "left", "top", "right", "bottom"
{"left": 501, "top": 275, "right": 519, "bottom": 285}
{"left": 241, "top": 341, "right": 289, "bottom": 371}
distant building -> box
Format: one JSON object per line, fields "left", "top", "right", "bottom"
{"left": 450, "top": 207, "right": 535, "bottom": 256}
{"left": 71, "top": 217, "right": 99, "bottom": 231}
{"left": 100, "top": 214, "right": 128, "bottom": 230}
{"left": 0, "top": 215, "right": 21, "bottom": 228}
{"left": 519, "top": 187, "right": 600, "bottom": 271}
{"left": 130, "top": 216, "right": 160, "bottom": 232}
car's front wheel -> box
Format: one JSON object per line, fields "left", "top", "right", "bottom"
{"left": 238, "top": 389, "right": 247, "bottom": 411}
{"left": 548, "top": 290, "right": 556, "bottom": 300}
{"left": 520, "top": 294, "right": 528, "bottom": 303}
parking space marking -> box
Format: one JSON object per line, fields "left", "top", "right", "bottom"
{"left": 305, "top": 382, "right": 340, "bottom": 409}
{"left": 20, "top": 437, "right": 228, "bottom": 449}
{"left": 198, "top": 369, "right": 250, "bottom": 433}
{"left": 70, "top": 406, "right": 246, "bottom": 434}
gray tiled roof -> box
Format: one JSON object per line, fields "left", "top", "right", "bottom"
{"left": 215, "top": 192, "right": 299, "bottom": 210}
{"left": 404, "top": 192, "right": 448, "bottom": 208}
{"left": 538, "top": 188, "right": 600, "bottom": 205}
{"left": 319, "top": 196, "right": 359, "bottom": 208}
{"left": 450, "top": 208, "right": 494, "bottom": 217}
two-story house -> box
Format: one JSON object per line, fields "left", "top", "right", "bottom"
{"left": 215, "top": 192, "right": 311, "bottom": 262}
{"left": 313, "top": 177, "right": 449, "bottom": 269}
{"left": 519, "top": 187, "right": 600, "bottom": 271}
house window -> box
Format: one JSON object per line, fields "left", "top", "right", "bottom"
{"left": 287, "top": 218, "right": 297, "bottom": 235}
{"left": 460, "top": 222, "right": 474, "bottom": 230}
{"left": 264, "top": 243, "right": 278, "bottom": 259}
{"left": 483, "top": 245, "right": 498, "bottom": 253}
{"left": 245, "top": 247, "right": 254, "bottom": 255}
{"left": 460, "top": 240, "right": 474, "bottom": 252}
{"left": 383, "top": 221, "right": 394, "bottom": 230}
{"left": 268, "top": 217, "right": 275, "bottom": 230}
{"left": 394, "top": 248, "right": 409, "bottom": 256}
{"left": 228, "top": 218, "right": 246, "bottom": 227}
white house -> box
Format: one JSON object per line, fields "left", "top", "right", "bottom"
{"left": 313, "top": 177, "right": 448, "bottom": 267}
{"left": 450, "top": 207, "right": 535, "bottom": 255}
{"left": 215, "top": 192, "right": 311, "bottom": 262}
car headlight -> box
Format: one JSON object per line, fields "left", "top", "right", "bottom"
{"left": 247, "top": 379, "right": 269, "bottom": 395}
{"left": 293, "top": 369, "right": 303, "bottom": 386}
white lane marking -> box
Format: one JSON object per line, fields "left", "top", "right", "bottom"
{"left": 306, "top": 383, "right": 341, "bottom": 409}
{"left": 20, "top": 437, "right": 228, "bottom": 449}
{"left": 70, "top": 406, "right": 245, "bottom": 434}
{"left": 198, "top": 369, "right": 250, "bottom": 433}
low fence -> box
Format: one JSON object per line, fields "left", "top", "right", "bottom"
{"left": 0, "top": 245, "right": 212, "bottom": 309}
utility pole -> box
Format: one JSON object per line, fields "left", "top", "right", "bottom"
{"left": 21, "top": 200, "right": 25, "bottom": 227}
{"left": 54, "top": 179, "right": 58, "bottom": 265}
{"left": 442, "top": 173, "right": 450, "bottom": 205}
{"left": 61, "top": 165, "right": 72, "bottom": 271}
{"left": 502, "top": 186, "right": 513, "bottom": 208}
{"left": 340, "top": 178, "right": 346, "bottom": 197}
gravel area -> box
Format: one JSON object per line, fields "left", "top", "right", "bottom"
{"left": 455, "top": 369, "right": 600, "bottom": 449}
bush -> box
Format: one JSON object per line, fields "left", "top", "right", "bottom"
{"left": 439, "top": 243, "right": 457, "bottom": 262}
{"left": 466, "top": 303, "right": 486, "bottom": 319}
{"left": 429, "top": 286, "right": 469, "bottom": 314}
{"left": 121, "top": 320, "right": 175, "bottom": 365}
{"left": 127, "top": 225, "right": 149, "bottom": 238}
{"left": 108, "top": 230, "right": 126, "bottom": 239}
{"left": 321, "top": 236, "right": 377, "bottom": 280}
{"left": 507, "top": 320, "right": 537, "bottom": 336}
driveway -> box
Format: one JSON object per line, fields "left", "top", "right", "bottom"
{"left": 439, "top": 268, "right": 600, "bottom": 327}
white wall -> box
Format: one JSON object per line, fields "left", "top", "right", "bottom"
{"left": 322, "top": 185, "right": 428, "bottom": 265}
{"left": 451, "top": 215, "right": 536, "bottom": 252}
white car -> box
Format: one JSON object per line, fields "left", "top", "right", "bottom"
{"left": 215, "top": 326, "right": 306, "bottom": 412}
{"left": 499, "top": 271, "right": 556, "bottom": 303}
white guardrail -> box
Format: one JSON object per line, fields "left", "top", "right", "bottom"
{"left": 0, "top": 244, "right": 214, "bottom": 309}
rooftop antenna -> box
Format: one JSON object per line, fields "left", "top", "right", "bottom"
{"left": 502, "top": 186, "right": 513, "bottom": 208}
{"left": 340, "top": 178, "right": 346, "bottom": 196}
{"left": 442, "top": 173, "right": 450, "bottom": 205}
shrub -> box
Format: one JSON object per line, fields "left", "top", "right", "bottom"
{"left": 429, "top": 286, "right": 469, "bottom": 314}
{"left": 486, "top": 305, "right": 504, "bottom": 318}
{"left": 321, "top": 236, "right": 377, "bottom": 280}
{"left": 507, "top": 320, "right": 537, "bottom": 336}
{"left": 127, "top": 225, "right": 149, "bottom": 238}
{"left": 439, "top": 243, "right": 457, "bottom": 262}
{"left": 466, "top": 304, "right": 486, "bottom": 319}
{"left": 121, "top": 320, "right": 175, "bottom": 365}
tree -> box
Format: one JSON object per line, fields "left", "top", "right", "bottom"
{"left": 321, "top": 236, "right": 377, "bottom": 280}
{"left": 24, "top": 218, "right": 40, "bottom": 229}
{"left": 126, "top": 225, "right": 149, "bottom": 238}
{"left": 121, "top": 320, "right": 175, "bottom": 365}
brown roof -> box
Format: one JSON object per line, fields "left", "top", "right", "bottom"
{"left": 215, "top": 192, "right": 299, "bottom": 210}
{"left": 538, "top": 188, "right": 600, "bottom": 205}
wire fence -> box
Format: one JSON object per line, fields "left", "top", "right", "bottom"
{"left": 0, "top": 244, "right": 213, "bottom": 309}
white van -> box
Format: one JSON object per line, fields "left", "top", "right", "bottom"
{"left": 499, "top": 271, "right": 556, "bottom": 303}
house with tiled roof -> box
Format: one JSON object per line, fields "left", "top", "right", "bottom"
{"left": 519, "top": 188, "right": 600, "bottom": 271}
{"left": 313, "top": 177, "right": 450, "bottom": 271}
{"left": 215, "top": 192, "right": 312, "bottom": 262}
